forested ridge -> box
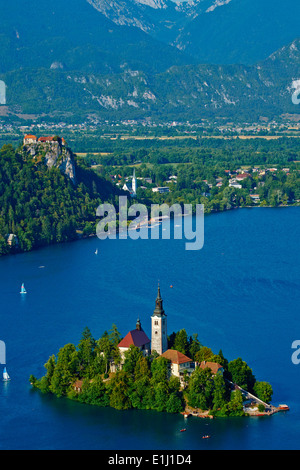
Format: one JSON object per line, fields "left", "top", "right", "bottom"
{"left": 0, "top": 143, "right": 121, "bottom": 255}
{"left": 1, "top": 136, "right": 300, "bottom": 256}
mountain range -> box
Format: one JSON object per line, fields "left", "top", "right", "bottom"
{"left": 88, "top": 0, "right": 300, "bottom": 65}
{"left": 0, "top": 0, "right": 299, "bottom": 122}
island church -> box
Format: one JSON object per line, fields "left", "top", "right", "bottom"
{"left": 110, "top": 285, "right": 201, "bottom": 384}
{"left": 114, "top": 284, "right": 168, "bottom": 369}
{"left": 74, "top": 285, "right": 224, "bottom": 392}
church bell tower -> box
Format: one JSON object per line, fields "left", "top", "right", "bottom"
{"left": 151, "top": 284, "right": 168, "bottom": 355}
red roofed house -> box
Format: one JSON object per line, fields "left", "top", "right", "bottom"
{"left": 38, "top": 136, "right": 55, "bottom": 142}
{"left": 236, "top": 173, "right": 250, "bottom": 180}
{"left": 198, "top": 361, "right": 224, "bottom": 376}
{"left": 160, "top": 349, "right": 194, "bottom": 384}
{"left": 73, "top": 380, "right": 83, "bottom": 393}
{"left": 116, "top": 318, "right": 151, "bottom": 366}
{"left": 23, "top": 134, "right": 37, "bottom": 144}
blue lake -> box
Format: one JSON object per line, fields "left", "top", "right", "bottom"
{"left": 0, "top": 207, "right": 299, "bottom": 450}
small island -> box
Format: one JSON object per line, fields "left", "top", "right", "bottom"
{"left": 30, "top": 285, "right": 285, "bottom": 419}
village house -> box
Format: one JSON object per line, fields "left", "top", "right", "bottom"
{"left": 160, "top": 349, "right": 194, "bottom": 384}
{"left": 152, "top": 187, "right": 170, "bottom": 194}
{"left": 23, "top": 134, "right": 37, "bottom": 145}
{"left": 198, "top": 361, "right": 224, "bottom": 376}
{"left": 73, "top": 380, "right": 83, "bottom": 393}
{"left": 6, "top": 233, "right": 18, "bottom": 247}
{"left": 250, "top": 194, "right": 260, "bottom": 203}
{"left": 229, "top": 181, "right": 242, "bottom": 189}
{"left": 236, "top": 173, "right": 250, "bottom": 181}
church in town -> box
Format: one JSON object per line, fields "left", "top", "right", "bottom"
{"left": 122, "top": 169, "right": 137, "bottom": 197}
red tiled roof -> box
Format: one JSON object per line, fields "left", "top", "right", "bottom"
{"left": 118, "top": 329, "right": 150, "bottom": 348}
{"left": 38, "top": 136, "right": 54, "bottom": 142}
{"left": 73, "top": 380, "right": 83, "bottom": 389}
{"left": 198, "top": 361, "right": 223, "bottom": 374}
{"left": 160, "top": 349, "right": 192, "bottom": 364}
{"left": 24, "top": 135, "right": 37, "bottom": 139}
{"left": 236, "top": 173, "right": 249, "bottom": 179}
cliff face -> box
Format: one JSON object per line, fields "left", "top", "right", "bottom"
{"left": 24, "top": 140, "right": 76, "bottom": 184}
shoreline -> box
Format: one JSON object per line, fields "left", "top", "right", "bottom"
{"left": 2, "top": 204, "right": 299, "bottom": 258}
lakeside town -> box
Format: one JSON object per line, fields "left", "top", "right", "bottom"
{"left": 113, "top": 164, "right": 297, "bottom": 207}
{"left": 1, "top": 131, "right": 299, "bottom": 255}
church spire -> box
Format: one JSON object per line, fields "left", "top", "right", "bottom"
{"left": 151, "top": 283, "right": 168, "bottom": 355}
{"left": 132, "top": 168, "right": 137, "bottom": 195}
{"left": 136, "top": 317, "right": 141, "bottom": 331}
{"left": 153, "top": 282, "right": 165, "bottom": 317}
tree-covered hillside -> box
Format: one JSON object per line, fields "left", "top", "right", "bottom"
{"left": 0, "top": 143, "right": 121, "bottom": 255}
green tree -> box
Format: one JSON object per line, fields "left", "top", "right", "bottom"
{"left": 108, "top": 370, "right": 132, "bottom": 410}
{"left": 166, "top": 392, "right": 184, "bottom": 413}
{"left": 79, "top": 375, "right": 109, "bottom": 407}
{"left": 50, "top": 344, "right": 78, "bottom": 397}
{"left": 151, "top": 356, "right": 170, "bottom": 384}
{"left": 173, "top": 329, "right": 189, "bottom": 355}
{"left": 212, "top": 374, "right": 227, "bottom": 412}
{"left": 228, "top": 358, "right": 256, "bottom": 392}
{"left": 187, "top": 367, "right": 214, "bottom": 410}
{"left": 253, "top": 381, "right": 273, "bottom": 404}
{"left": 188, "top": 333, "right": 202, "bottom": 360}
{"left": 123, "top": 345, "right": 143, "bottom": 375}
{"left": 194, "top": 346, "right": 214, "bottom": 363}
{"left": 77, "top": 326, "right": 96, "bottom": 377}
{"left": 228, "top": 390, "right": 244, "bottom": 416}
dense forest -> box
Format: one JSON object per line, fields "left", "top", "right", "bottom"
{"left": 30, "top": 326, "right": 273, "bottom": 417}
{"left": 0, "top": 143, "right": 121, "bottom": 255}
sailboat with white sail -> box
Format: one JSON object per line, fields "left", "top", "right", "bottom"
{"left": 3, "top": 367, "right": 10, "bottom": 381}
{"left": 20, "top": 283, "right": 27, "bottom": 294}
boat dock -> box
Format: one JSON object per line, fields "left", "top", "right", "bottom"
{"left": 181, "top": 383, "right": 290, "bottom": 419}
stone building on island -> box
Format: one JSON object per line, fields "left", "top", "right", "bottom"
{"left": 160, "top": 349, "right": 194, "bottom": 383}
{"left": 117, "top": 318, "right": 151, "bottom": 362}
{"left": 110, "top": 284, "right": 223, "bottom": 383}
